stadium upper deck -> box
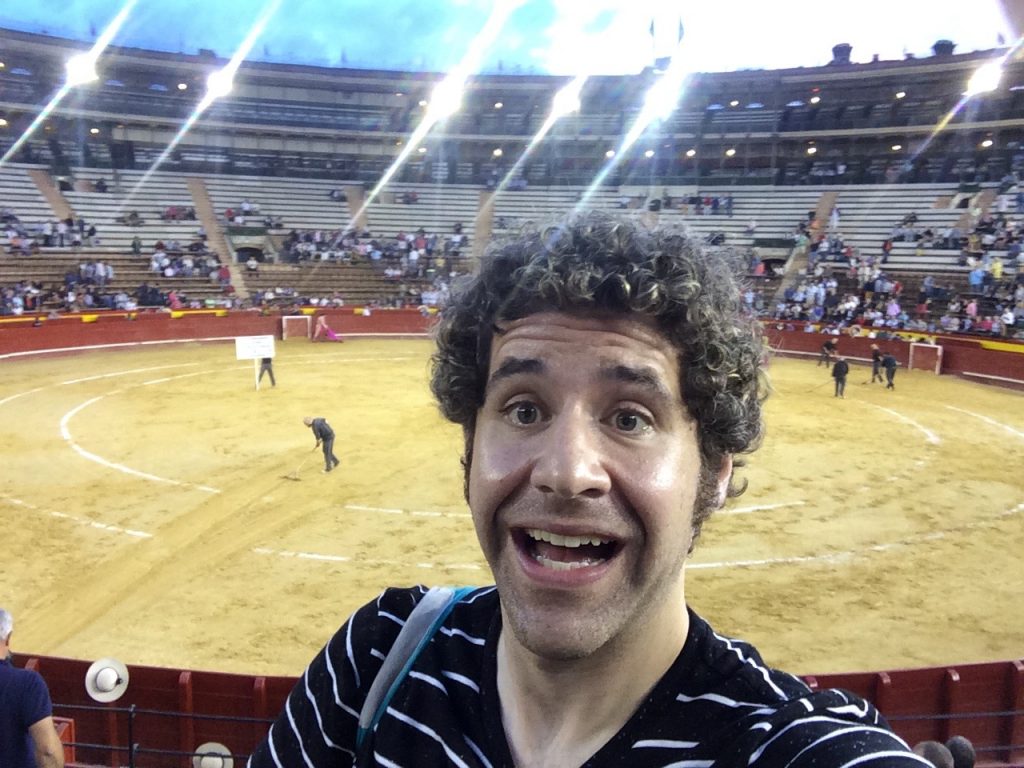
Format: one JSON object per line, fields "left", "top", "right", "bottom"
{"left": 1, "top": 27, "right": 1023, "bottom": 187}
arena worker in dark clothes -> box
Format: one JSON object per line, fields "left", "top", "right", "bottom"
{"left": 304, "top": 416, "right": 340, "bottom": 473}
{"left": 251, "top": 213, "right": 929, "bottom": 767}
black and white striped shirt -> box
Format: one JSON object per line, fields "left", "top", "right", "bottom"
{"left": 249, "top": 586, "right": 928, "bottom": 767}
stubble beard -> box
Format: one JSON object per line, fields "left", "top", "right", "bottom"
{"left": 487, "top": 513, "right": 696, "bottom": 663}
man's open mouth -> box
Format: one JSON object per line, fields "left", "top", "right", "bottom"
{"left": 514, "top": 528, "right": 620, "bottom": 571}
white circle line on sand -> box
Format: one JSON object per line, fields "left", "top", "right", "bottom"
{"left": 252, "top": 547, "right": 483, "bottom": 571}
{"left": 719, "top": 501, "right": 807, "bottom": 516}
{"left": 0, "top": 386, "right": 46, "bottom": 407}
{"left": 0, "top": 363, "right": 203, "bottom": 408}
{"left": 285, "top": 355, "right": 420, "bottom": 363}
{"left": 689, "top": 501, "right": 1024, "bottom": 570}
{"left": 0, "top": 494, "right": 152, "bottom": 539}
{"left": 944, "top": 406, "right": 1024, "bottom": 440}
{"left": 59, "top": 389, "right": 221, "bottom": 494}
{"left": 863, "top": 403, "right": 941, "bottom": 445}
{"left": 59, "top": 363, "right": 201, "bottom": 386}
{"left": 344, "top": 503, "right": 471, "bottom": 519}
{"left": 0, "top": 336, "right": 240, "bottom": 360}
{"left": 257, "top": 500, "right": 1023, "bottom": 574}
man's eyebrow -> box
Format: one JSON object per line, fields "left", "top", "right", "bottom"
{"left": 485, "top": 357, "right": 545, "bottom": 395}
{"left": 600, "top": 364, "right": 675, "bottom": 401}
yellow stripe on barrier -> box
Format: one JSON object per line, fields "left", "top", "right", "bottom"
{"left": 81, "top": 314, "right": 99, "bottom": 323}
{"left": 170, "top": 311, "right": 185, "bottom": 319}
{"left": 979, "top": 339, "right": 1024, "bottom": 354}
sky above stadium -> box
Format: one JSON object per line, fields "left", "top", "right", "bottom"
{"left": 0, "top": 0, "right": 1016, "bottom": 76}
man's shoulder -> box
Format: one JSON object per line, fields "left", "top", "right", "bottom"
{"left": 661, "top": 616, "right": 921, "bottom": 766}
{"left": 682, "top": 614, "right": 810, "bottom": 706}
{"left": 0, "top": 661, "right": 46, "bottom": 688}
{"left": 0, "top": 661, "right": 52, "bottom": 713}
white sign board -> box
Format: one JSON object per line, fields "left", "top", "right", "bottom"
{"left": 235, "top": 335, "right": 275, "bottom": 360}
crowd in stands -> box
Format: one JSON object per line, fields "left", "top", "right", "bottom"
{"left": 775, "top": 209, "right": 1024, "bottom": 338}
{"left": 221, "top": 199, "right": 283, "bottom": 228}
{"left": 776, "top": 256, "right": 1024, "bottom": 338}
{"left": 3, "top": 209, "right": 100, "bottom": 254}
{"left": 146, "top": 238, "right": 220, "bottom": 280}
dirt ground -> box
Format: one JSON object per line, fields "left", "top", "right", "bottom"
{"left": 2, "top": 338, "right": 1022, "bottom": 677}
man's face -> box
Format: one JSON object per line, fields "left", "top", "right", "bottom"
{"left": 468, "top": 311, "right": 729, "bottom": 660}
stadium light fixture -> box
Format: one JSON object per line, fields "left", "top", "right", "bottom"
{"left": 895, "top": 91, "right": 906, "bottom": 99}
{"left": 89, "top": 127, "right": 100, "bottom": 135}
{"left": 807, "top": 146, "right": 817, "bottom": 155}
{"left": 205, "top": 69, "right": 234, "bottom": 100}
{"left": 494, "top": 101, "right": 503, "bottom": 109}
{"left": 729, "top": 99, "right": 739, "bottom": 107}
{"left": 0, "top": 118, "right": 7, "bottom": 127}
{"left": 685, "top": 148, "right": 696, "bottom": 157}
{"left": 966, "top": 60, "right": 1002, "bottom": 96}
{"left": 551, "top": 76, "right": 585, "bottom": 118}
{"left": 981, "top": 138, "right": 994, "bottom": 148}
{"left": 426, "top": 76, "right": 464, "bottom": 120}
{"left": 891, "top": 144, "right": 902, "bottom": 151}
{"left": 644, "top": 74, "right": 685, "bottom": 122}
{"left": 492, "top": 148, "right": 503, "bottom": 157}
{"left": 417, "top": 146, "right": 427, "bottom": 153}
{"left": 605, "top": 149, "right": 615, "bottom": 158}
{"left": 65, "top": 52, "right": 100, "bottom": 87}
{"left": 725, "top": 147, "right": 737, "bottom": 157}
{"left": 177, "top": 82, "right": 188, "bottom": 91}
{"left": 644, "top": 149, "right": 655, "bottom": 158}
{"left": 809, "top": 95, "right": 821, "bottom": 105}
{"left": 418, "top": 99, "right": 429, "bottom": 107}
{"left": 0, "top": 61, "right": 5, "bottom": 69}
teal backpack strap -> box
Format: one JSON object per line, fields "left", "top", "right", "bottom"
{"left": 355, "top": 586, "right": 475, "bottom": 754}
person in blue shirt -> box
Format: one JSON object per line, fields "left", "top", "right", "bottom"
{"left": 0, "top": 609, "right": 64, "bottom": 768}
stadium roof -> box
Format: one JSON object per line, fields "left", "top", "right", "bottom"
{"left": 0, "top": 0, "right": 1016, "bottom": 77}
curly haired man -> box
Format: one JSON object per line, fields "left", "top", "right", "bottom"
{"left": 252, "top": 213, "right": 926, "bottom": 767}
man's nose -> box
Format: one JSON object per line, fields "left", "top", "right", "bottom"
{"left": 530, "top": 407, "right": 611, "bottom": 500}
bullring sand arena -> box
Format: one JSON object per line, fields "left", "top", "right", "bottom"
{"left": 2, "top": 337, "right": 1023, "bottom": 678}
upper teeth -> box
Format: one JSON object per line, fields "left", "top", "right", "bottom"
{"left": 526, "top": 529, "right": 612, "bottom": 548}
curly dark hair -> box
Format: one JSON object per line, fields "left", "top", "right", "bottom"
{"left": 431, "top": 211, "right": 767, "bottom": 547}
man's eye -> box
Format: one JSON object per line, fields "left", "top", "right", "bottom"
{"left": 614, "top": 410, "right": 650, "bottom": 433}
{"left": 506, "top": 402, "right": 540, "bottom": 426}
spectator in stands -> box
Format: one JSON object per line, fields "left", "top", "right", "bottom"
{"left": 913, "top": 741, "right": 954, "bottom": 768}
{"left": 246, "top": 256, "right": 260, "bottom": 276}
{"left": 945, "top": 736, "right": 975, "bottom": 768}
{"left": 0, "top": 608, "right": 65, "bottom": 768}
{"left": 251, "top": 213, "right": 927, "bottom": 768}
{"left": 1001, "top": 307, "right": 1016, "bottom": 336}
{"left": 94, "top": 178, "right": 108, "bottom": 193}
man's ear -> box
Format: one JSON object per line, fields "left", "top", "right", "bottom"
{"left": 714, "top": 455, "right": 734, "bottom": 508}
